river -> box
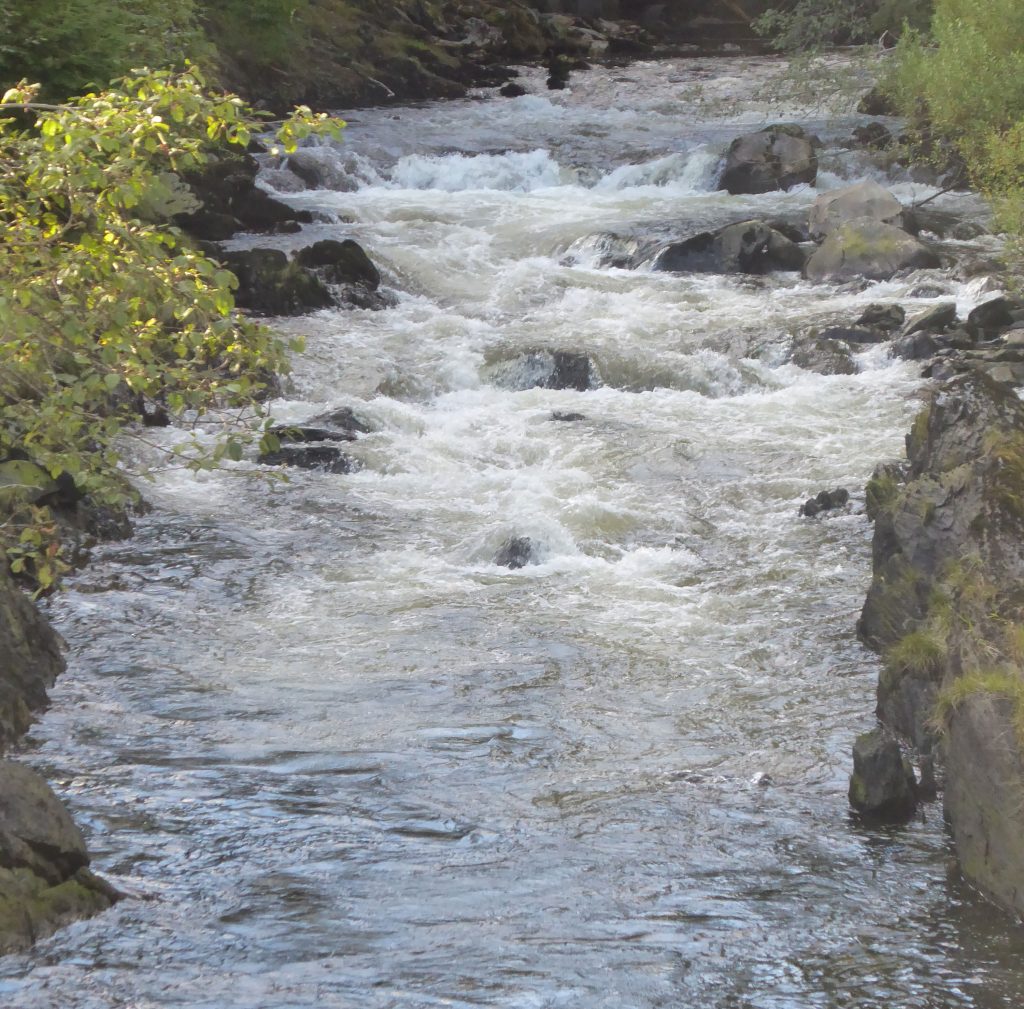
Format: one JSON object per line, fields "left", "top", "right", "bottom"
{"left": 4, "top": 55, "right": 1024, "bottom": 1008}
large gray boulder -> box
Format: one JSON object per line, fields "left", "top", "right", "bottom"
{"left": 719, "top": 124, "right": 817, "bottom": 195}
{"left": 808, "top": 180, "right": 905, "bottom": 241}
{"left": 804, "top": 221, "right": 941, "bottom": 283}
{"left": 655, "top": 220, "right": 805, "bottom": 275}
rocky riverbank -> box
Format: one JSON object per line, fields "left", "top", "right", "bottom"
{"left": 0, "top": 562, "right": 119, "bottom": 953}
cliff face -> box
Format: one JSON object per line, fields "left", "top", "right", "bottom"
{"left": 0, "top": 560, "right": 118, "bottom": 953}
{"left": 859, "top": 369, "right": 1024, "bottom": 914}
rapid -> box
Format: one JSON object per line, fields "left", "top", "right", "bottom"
{"left": 4, "top": 55, "right": 1024, "bottom": 1008}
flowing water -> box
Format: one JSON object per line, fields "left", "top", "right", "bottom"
{"left": 5, "top": 56, "right": 1024, "bottom": 1008}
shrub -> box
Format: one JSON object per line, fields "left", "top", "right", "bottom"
{"left": 0, "top": 67, "right": 342, "bottom": 587}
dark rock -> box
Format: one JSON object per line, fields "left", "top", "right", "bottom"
{"left": 808, "top": 180, "right": 906, "bottom": 241}
{"left": 268, "top": 426, "right": 357, "bottom": 445}
{"left": 850, "top": 122, "right": 893, "bottom": 150}
{"left": 902, "top": 302, "right": 957, "bottom": 337}
{"left": 857, "top": 303, "right": 905, "bottom": 332}
{"left": 967, "top": 296, "right": 1021, "bottom": 336}
{"left": 789, "top": 337, "right": 856, "bottom": 376}
{"left": 231, "top": 188, "right": 314, "bottom": 233}
{"left": 258, "top": 445, "right": 354, "bottom": 474}
{"left": 857, "top": 87, "right": 896, "bottom": 116}
{"left": 803, "top": 222, "right": 941, "bottom": 284}
{"left": 892, "top": 331, "right": 942, "bottom": 361}
{"left": 848, "top": 728, "right": 917, "bottom": 821}
{"left": 222, "top": 249, "right": 333, "bottom": 317}
{"left": 308, "top": 406, "right": 372, "bottom": 435}
{"left": 488, "top": 350, "right": 593, "bottom": 392}
{"left": 500, "top": 82, "right": 527, "bottom": 97}
{"left": 655, "top": 220, "right": 805, "bottom": 275}
{"left": 819, "top": 325, "right": 887, "bottom": 345}
{"left": 906, "top": 206, "right": 987, "bottom": 240}
{"left": 719, "top": 124, "right": 817, "bottom": 195}
{"left": 551, "top": 411, "right": 586, "bottom": 422}
{"left": 296, "top": 239, "right": 381, "bottom": 288}
{"left": 800, "top": 487, "right": 850, "bottom": 516}
{"left": 494, "top": 536, "right": 534, "bottom": 569}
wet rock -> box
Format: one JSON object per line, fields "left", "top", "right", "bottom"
{"left": 967, "top": 296, "right": 1022, "bottom": 337}
{"left": 222, "top": 249, "right": 333, "bottom": 317}
{"left": 803, "top": 222, "right": 941, "bottom": 284}
{"left": 293, "top": 239, "right": 389, "bottom": 308}
{"left": 850, "top": 122, "right": 893, "bottom": 150}
{"left": 655, "top": 220, "right": 806, "bottom": 276}
{"left": 284, "top": 149, "right": 357, "bottom": 192}
{"left": 789, "top": 336, "right": 856, "bottom": 376}
{"left": 308, "top": 406, "right": 372, "bottom": 435}
{"left": 655, "top": 220, "right": 805, "bottom": 275}
{"left": 856, "top": 303, "right": 905, "bottom": 332}
{"left": 808, "top": 180, "right": 906, "bottom": 241}
{"left": 494, "top": 536, "right": 535, "bottom": 569}
{"left": 902, "top": 302, "right": 957, "bottom": 337}
{"left": 551, "top": 411, "right": 586, "bottom": 422}
{"left": 818, "top": 325, "right": 887, "bottom": 345}
{"left": 719, "top": 124, "right": 818, "bottom": 195}
{"left": 906, "top": 206, "right": 987, "bottom": 240}
{"left": 800, "top": 487, "right": 850, "bottom": 517}
{"left": 848, "top": 728, "right": 917, "bottom": 821}
{"left": 488, "top": 350, "right": 593, "bottom": 392}
{"left": 175, "top": 155, "right": 313, "bottom": 239}
{"left": 499, "top": 81, "right": 527, "bottom": 97}
{"left": 257, "top": 445, "right": 354, "bottom": 474}
{"left": 891, "top": 331, "right": 943, "bottom": 362}
{"left": 857, "top": 87, "right": 896, "bottom": 116}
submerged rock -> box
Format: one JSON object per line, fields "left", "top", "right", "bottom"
{"left": 799, "top": 487, "right": 850, "bottom": 517}
{"left": 803, "top": 222, "right": 941, "bottom": 284}
{"left": 494, "top": 536, "right": 535, "bottom": 569}
{"left": 258, "top": 445, "right": 354, "bottom": 474}
{"left": 487, "top": 350, "right": 593, "bottom": 392}
{"left": 655, "top": 220, "right": 805, "bottom": 275}
{"left": 719, "top": 124, "right": 818, "bottom": 195}
{"left": 849, "top": 728, "right": 917, "bottom": 821}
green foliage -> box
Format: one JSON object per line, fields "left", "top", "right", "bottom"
{"left": 934, "top": 670, "right": 1024, "bottom": 745}
{"left": 885, "top": 628, "right": 947, "bottom": 678}
{"left": 754, "top": 0, "right": 931, "bottom": 51}
{"left": 0, "top": 67, "right": 344, "bottom": 588}
{"left": 0, "top": 0, "right": 209, "bottom": 101}
{"left": 884, "top": 0, "right": 1024, "bottom": 258}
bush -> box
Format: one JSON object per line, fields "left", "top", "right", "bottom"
{"left": 754, "top": 0, "right": 932, "bottom": 50}
{"left": 0, "top": 68, "right": 342, "bottom": 587}
{"left": 0, "top": 0, "right": 209, "bottom": 100}
{"left": 884, "top": 0, "right": 1024, "bottom": 256}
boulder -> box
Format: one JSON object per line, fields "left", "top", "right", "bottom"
{"left": 848, "top": 728, "right": 917, "bottom": 821}
{"left": 902, "top": 302, "right": 957, "bottom": 337}
{"left": 551, "top": 411, "right": 586, "bottom": 422}
{"left": 284, "top": 149, "right": 357, "bottom": 192}
{"left": 308, "top": 406, "right": 372, "bottom": 435}
{"left": 221, "top": 249, "right": 333, "bottom": 317}
{"left": 257, "top": 445, "right": 354, "bottom": 474}
{"left": 808, "top": 180, "right": 905, "bottom": 241}
{"left": 967, "top": 296, "right": 1022, "bottom": 337}
{"left": 789, "top": 336, "right": 856, "bottom": 376}
{"left": 891, "top": 331, "right": 943, "bottom": 362}
{"left": 856, "top": 303, "right": 905, "bottom": 332}
{"left": 488, "top": 350, "right": 593, "bottom": 392}
{"left": 655, "top": 220, "right": 805, "bottom": 275}
{"left": 499, "top": 82, "right": 527, "bottom": 97}
{"left": 494, "top": 536, "right": 535, "bottom": 569}
{"left": 850, "top": 123, "right": 893, "bottom": 150}
{"left": 799, "top": 487, "right": 850, "bottom": 517}
{"left": 719, "top": 124, "right": 818, "bottom": 195}
{"left": 296, "top": 239, "right": 381, "bottom": 288}
{"left": 803, "top": 221, "right": 941, "bottom": 284}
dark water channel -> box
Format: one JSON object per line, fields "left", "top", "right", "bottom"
{"left": 4, "top": 56, "right": 1024, "bottom": 1008}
